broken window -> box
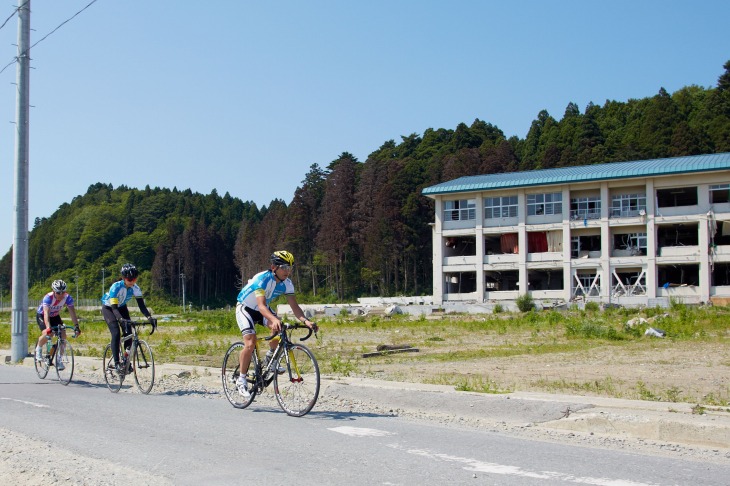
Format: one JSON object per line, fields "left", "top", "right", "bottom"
{"left": 656, "top": 187, "right": 698, "bottom": 207}
{"left": 613, "top": 232, "right": 647, "bottom": 255}
{"left": 710, "top": 184, "right": 730, "bottom": 204}
{"left": 528, "top": 269, "right": 564, "bottom": 291}
{"left": 711, "top": 263, "right": 730, "bottom": 286}
{"left": 657, "top": 223, "right": 698, "bottom": 247}
{"left": 444, "top": 272, "right": 477, "bottom": 294}
{"left": 571, "top": 235, "right": 601, "bottom": 258}
{"left": 444, "top": 236, "right": 476, "bottom": 256}
{"left": 485, "top": 271, "right": 519, "bottom": 291}
{"left": 658, "top": 264, "right": 699, "bottom": 287}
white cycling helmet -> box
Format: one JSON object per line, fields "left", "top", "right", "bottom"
{"left": 51, "top": 279, "right": 67, "bottom": 293}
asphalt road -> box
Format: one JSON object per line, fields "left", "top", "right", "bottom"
{"left": 1, "top": 362, "right": 729, "bottom": 485}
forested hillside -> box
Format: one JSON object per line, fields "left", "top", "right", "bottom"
{"left": 2, "top": 61, "right": 730, "bottom": 306}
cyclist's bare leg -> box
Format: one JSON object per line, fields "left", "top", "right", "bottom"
{"left": 238, "top": 333, "right": 256, "bottom": 376}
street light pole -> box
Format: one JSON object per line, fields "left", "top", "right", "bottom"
{"left": 180, "top": 273, "right": 186, "bottom": 312}
{"left": 101, "top": 267, "right": 106, "bottom": 296}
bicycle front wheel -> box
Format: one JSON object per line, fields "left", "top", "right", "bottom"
{"left": 133, "top": 340, "right": 155, "bottom": 394}
{"left": 273, "top": 344, "right": 320, "bottom": 417}
{"left": 34, "top": 347, "right": 50, "bottom": 379}
{"left": 102, "top": 343, "right": 123, "bottom": 393}
{"left": 222, "top": 342, "right": 256, "bottom": 409}
{"left": 55, "top": 339, "right": 74, "bottom": 385}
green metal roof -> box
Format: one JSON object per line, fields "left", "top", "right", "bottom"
{"left": 422, "top": 152, "right": 730, "bottom": 197}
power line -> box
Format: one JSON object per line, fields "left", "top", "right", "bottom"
{"left": 29, "top": 0, "right": 98, "bottom": 51}
{"left": 0, "top": 1, "right": 26, "bottom": 33}
{"left": 0, "top": 0, "right": 99, "bottom": 75}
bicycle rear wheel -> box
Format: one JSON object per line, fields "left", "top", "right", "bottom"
{"left": 222, "top": 342, "right": 256, "bottom": 409}
{"left": 102, "top": 343, "right": 123, "bottom": 393}
{"left": 34, "top": 346, "right": 50, "bottom": 379}
{"left": 55, "top": 339, "right": 74, "bottom": 385}
{"left": 273, "top": 344, "right": 320, "bottom": 417}
{"left": 133, "top": 340, "right": 155, "bottom": 394}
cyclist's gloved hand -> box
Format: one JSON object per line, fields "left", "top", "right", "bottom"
{"left": 73, "top": 326, "right": 81, "bottom": 337}
{"left": 43, "top": 328, "right": 52, "bottom": 336}
{"left": 148, "top": 316, "right": 157, "bottom": 327}
{"left": 310, "top": 322, "right": 319, "bottom": 333}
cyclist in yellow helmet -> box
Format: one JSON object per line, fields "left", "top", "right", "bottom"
{"left": 233, "top": 250, "right": 317, "bottom": 398}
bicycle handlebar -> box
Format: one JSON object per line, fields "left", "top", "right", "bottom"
{"left": 264, "top": 322, "right": 317, "bottom": 342}
{"left": 51, "top": 324, "right": 80, "bottom": 339}
{"left": 120, "top": 319, "right": 157, "bottom": 336}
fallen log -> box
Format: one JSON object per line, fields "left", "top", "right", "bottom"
{"left": 362, "top": 346, "right": 420, "bottom": 358}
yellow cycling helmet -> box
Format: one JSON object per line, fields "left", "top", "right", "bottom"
{"left": 270, "top": 250, "right": 294, "bottom": 266}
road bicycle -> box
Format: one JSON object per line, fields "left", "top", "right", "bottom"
{"left": 34, "top": 324, "right": 77, "bottom": 385}
{"left": 222, "top": 322, "right": 320, "bottom": 417}
{"left": 102, "top": 319, "right": 156, "bottom": 394}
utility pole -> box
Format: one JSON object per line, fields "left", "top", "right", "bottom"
{"left": 101, "top": 267, "right": 106, "bottom": 296}
{"left": 10, "top": 2, "right": 31, "bottom": 362}
{"left": 180, "top": 273, "right": 186, "bottom": 312}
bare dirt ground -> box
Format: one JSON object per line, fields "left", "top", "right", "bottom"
{"left": 364, "top": 340, "right": 730, "bottom": 404}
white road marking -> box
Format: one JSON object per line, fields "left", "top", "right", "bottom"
{"left": 388, "top": 444, "right": 657, "bottom": 486}
{"left": 0, "top": 397, "right": 49, "bottom": 408}
{"left": 328, "top": 426, "right": 395, "bottom": 437}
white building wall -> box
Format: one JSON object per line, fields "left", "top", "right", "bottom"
{"left": 431, "top": 168, "right": 730, "bottom": 307}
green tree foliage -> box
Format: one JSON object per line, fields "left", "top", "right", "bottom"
{"left": 2, "top": 61, "right": 730, "bottom": 306}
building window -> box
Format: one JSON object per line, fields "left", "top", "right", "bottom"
{"left": 484, "top": 195, "right": 517, "bottom": 219}
{"left": 656, "top": 187, "right": 698, "bottom": 207}
{"left": 710, "top": 184, "right": 730, "bottom": 204}
{"left": 570, "top": 196, "right": 601, "bottom": 220}
{"left": 610, "top": 193, "right": 646, "bottom": 218}
{"left": 613, "top": 232, "right": 647, "bottom": 254}
{"left": 444, "top": 199, "right": 476, "bottom": 221}
{"left": 527, "top": 192, "right": 562, "bottom": 216}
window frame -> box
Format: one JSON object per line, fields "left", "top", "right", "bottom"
{"left": 610, "top": 193, "right": 647, "bottom": 218}
{"left": 444, "top": 198, "right": 476, "bottom": 222}
{"left": 710, "top": 184, "right": 730, "bottom": 204}
{"left": 484, "top": 195, "right": 518, "bottom": 219}
{"left": 527, "top": 192, "right": 562, "bottom": 216}
{"left": 570, "top": 196, "right": 601, "bottom": 220}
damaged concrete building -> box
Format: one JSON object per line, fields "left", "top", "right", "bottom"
{"left": 422, "top": 152, "right": 730, "bottom": 308}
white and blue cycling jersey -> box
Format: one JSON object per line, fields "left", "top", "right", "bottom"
{"left": 236, "top": 270, "right": 294, "bottom": 310}
{"left": 36, "top": 292, "right": 74, "bottom": 317}
{"left": 101, "top": 280, "right": 143, "bottom": 307}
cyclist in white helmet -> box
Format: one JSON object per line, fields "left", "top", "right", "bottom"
{"left": 234, "top": 250, "right": 317, "bottom": 398}
{"left": 34, "top": 280, "right": 81, "bottom": 368}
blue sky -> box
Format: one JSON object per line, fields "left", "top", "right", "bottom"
{"left": 1, "top": 0, "right": 729, "bottom": 254}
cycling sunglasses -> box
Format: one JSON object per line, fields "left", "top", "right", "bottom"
{"left": 277, "top": 264, "right": 293, "bottom": 271}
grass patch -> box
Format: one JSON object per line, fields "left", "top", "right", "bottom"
{"left": 2, "top": 304, "right": 729, "bottom": 403}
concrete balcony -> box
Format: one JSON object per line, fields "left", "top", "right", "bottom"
{"left": 527, "top": 251, "right": 562, "bottom": 262}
